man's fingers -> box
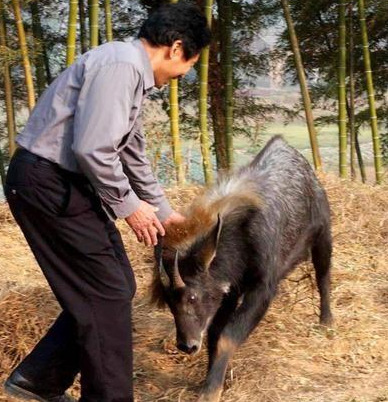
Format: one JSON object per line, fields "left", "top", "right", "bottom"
{"left": 153, "top": 219, "right": 165, "bottom": 237}
{"left": 135, "top": 231, "right": 143, "bottom": 243}
{"left": 142, "top": 228, "right": 153, "bottom": 247}
{"left": 150, "top": 225, "right": 159, "bottom": 246}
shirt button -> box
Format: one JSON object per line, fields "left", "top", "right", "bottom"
{"left": 12, "top": 189, "right": 17, "bottom": 194}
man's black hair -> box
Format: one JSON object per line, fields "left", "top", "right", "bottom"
{"left": 138, "top": 2, "right": 211, "bottom": 60}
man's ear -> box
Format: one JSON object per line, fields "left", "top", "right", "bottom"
{"left": 169, "top": 40, "right": 184, "bottom": 59}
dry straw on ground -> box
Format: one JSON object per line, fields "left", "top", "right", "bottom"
{"left": 0, "top": 174, "right": 387, "bottom": 402}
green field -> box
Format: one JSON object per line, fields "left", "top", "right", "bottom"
{"left": 234, "top": 121, "right": 372, "bottom": 151}
{"left": 231, "top": 121, "right": 375, "bottom": 171}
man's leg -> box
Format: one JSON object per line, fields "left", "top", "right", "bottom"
{"left": 5, "top": 152, "right": 136, "bottom": 402}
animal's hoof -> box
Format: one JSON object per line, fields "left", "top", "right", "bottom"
{"left": 319, "top": 313, "right": 334, "bottom": 327}
{"left": 197, "top": 389, "right": 222, "bottom": 402}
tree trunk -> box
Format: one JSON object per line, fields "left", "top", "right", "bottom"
{"left": 338, "top": 0, "right": 347, "bottom": 178}
{"left": 0, "top": 148, "right": 7, "bottom": 196}
{"left": 0, "top": 0, "right": 16, "bottom": 156}
{"left": 89, "top": 0, "right": 99, "bottom": 49}
{"left": 67, "top": 0, "right": 78, "bottom": 66}
{"left": 11, "top": 0, "right": 36, "bottom": 111}
{"left": 210, "top": 1, "right": 228, "bottom": 172}
{"left": 280, "top": 0, "right": 322, "bottom": 171}
{"left": 79, "top": 0, "right": 88, "bottom": 53}
{"left": 199, "top": 0, "right": 214, "bottom": 184}
{"left": 169, "top": 0, "right": 185, "bottom": 185}
{"left": 104, "top": 0, "right": 113, "bottom": 42}
{"left": 355, "top": 129, "right": 366, "bottom": 183}
{"left": 30, "top": 1, "right": 47, "bottom": 96}
{"left": 220, "top": 0, "right": 233, "bottom": 167}
{"left": 357, "top": 0, "right": 383, "bottom": 184}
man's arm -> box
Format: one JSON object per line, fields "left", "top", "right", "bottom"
{"left": 119, "top": 118, "right": 173, "bottom": 223}
{"left": 73, "top": 62, "right": 143, "bottom": 219}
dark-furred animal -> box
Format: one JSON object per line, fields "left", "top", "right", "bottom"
{"left": 153, "top": 136, "right": 333, "bottom": 402}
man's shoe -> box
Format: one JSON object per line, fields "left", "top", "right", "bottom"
{"left": 4, "top": 370, "right": 76, "bottom": 402}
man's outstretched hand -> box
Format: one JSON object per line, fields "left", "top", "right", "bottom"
{"left": 125, "top": 201, "right": 165, "bottom": 246}
{"left": 126, "top": 203, "right": 186, "bottom": 247}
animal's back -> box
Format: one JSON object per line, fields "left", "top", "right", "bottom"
{"left": 170, "top": 136, "right": 330, "bottom": 259}
{"left": 247, "top": 136, "right": 320, "bottom": 199}
{"left": 237, "top": 136, "right": 328, "bottom": 220}
{"left": 228, "top": 136, "right": 330, "bottom": 263}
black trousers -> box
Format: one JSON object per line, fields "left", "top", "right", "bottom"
{"left": 5, "top": 148, "right": 136, "bottom": 402}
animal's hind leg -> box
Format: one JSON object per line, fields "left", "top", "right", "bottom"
{"left": 312, "top": 225, "right": 333, "bottom": 326}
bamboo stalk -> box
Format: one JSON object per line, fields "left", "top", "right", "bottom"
{"left": 0, "top": 0, "right": 16, "bottom": 155}
{"left": 30, "top": 1, "right": 46, "bottom": 96}
{"left": 66, "top": 0, "right": 78, "bottom": 66}
{"left": 11, "top": 0, "right": 35, "bottom": 111}
{"left": 79, "top": 0, "right": 88, "bottom": 53}
{"left": 104, "top": 0, "right": 113, "bottom": 42}
{"left": 338, "top": 0, "right": 347, "bottom": 178}
{"left": 357, "top": 0, "right": 383, "bottom": 184}
{"left": 169, "top": 0, "right": 185, "bottom": 185}
{"left": 348, "top": 1, "right": 356, "bottom": 180}
{"left": 280, "top": 0, "right": 322, "bottom": 171}
{"left": 89, "top": 0, "right": 99, "bottom": 49}
{"left": 199, "top": 0, "right": 214, "bottom": 184}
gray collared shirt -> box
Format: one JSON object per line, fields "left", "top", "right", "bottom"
{"left": 16, "top": 39, "right": 172, "bottom": 221}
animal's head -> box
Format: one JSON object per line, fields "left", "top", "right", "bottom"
{"left": 153, "top": 215, "right": 227, "bottom": 354}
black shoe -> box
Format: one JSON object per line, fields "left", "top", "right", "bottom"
{"left": 4, "top": 370, "right": 76, "bottom": 402}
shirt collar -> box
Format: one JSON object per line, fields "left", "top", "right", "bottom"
{"left": 132, "top": 39, "right": 155, "bottom": 92}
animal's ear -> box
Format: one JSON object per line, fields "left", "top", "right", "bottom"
{"left": 198, "top": 214, "right": 223, "bottom": 270}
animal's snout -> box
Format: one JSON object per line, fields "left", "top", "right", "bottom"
{"left": 177, "top": 339, "right": 201, "bottom": 354}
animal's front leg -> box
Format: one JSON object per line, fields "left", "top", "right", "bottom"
{"left": 197, "top": 285, "right": 276, "bottom": 402}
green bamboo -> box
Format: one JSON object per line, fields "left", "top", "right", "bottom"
{"left": 348, "top": 1, "right": 356, "bottom": 180}
{"left": 357, "top": 0, "right": 383, "bottom": 184}
{"left": 0, "top": 0, "right": 16, "bottom": 155}
{"left": 67, "top": 0, "right": 78, "bottom": 66}
{"left": 169, "top": 0, "right": 185, "bottom": 185}
{"left": 280, "top": 0, "right": 322, "bottom": 171}
{"left": 30, "top": 1, "right": 46, "bottom": 96}
{"left": 89, "top": 0, "right": 99, "bottom": 49}
{"left": 104, "top": 0, "right": 113, "bottom": 42}
{"left": 199, "top": 0, "right": 214, "bottom": 184}
{"left": 338, "top": 0, "right": 347, "bottom": 179}
{"left": 79, "top": 0, "right": 88, "bottom": 53}
{"left": 222, "top": 0, "right": 234, "bottom": 167}
{"left": 12, "top": 0, "right": 36, "bottom": 111}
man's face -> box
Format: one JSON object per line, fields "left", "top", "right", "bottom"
{"left": 154, "top": 41, "right": 200, "bottom": 88}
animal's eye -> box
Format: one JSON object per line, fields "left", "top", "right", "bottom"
{"left": 188, "top": 294, "right": 196, "bottom": 303}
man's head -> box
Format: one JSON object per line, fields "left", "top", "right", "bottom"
{"left": 138, "top": 3, "right": 211, "bottom": 87}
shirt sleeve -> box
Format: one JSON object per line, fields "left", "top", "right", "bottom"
{"left": 120, "top": 118, "right": 173, "bottom": 222}
{"left": 72, "top": 63, "right": 141, "bottom": 219}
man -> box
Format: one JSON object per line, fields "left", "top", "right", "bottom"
{"left": 4, "top": 3, "right": 211, "bottom": 402}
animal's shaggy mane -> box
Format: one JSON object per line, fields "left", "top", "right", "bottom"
{"left": 163, "top": 174, "right": 263, "bottom": 254}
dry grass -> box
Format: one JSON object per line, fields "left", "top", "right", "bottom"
{"left": 0, "top": 175, "right": 387, "bottom": 402}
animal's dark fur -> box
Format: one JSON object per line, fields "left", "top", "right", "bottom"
{"left": 153, "top": 136, "right": 333, "bottom": 402}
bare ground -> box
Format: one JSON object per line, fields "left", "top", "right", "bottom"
{"left": 0, "top": 174, "right": 387, "bottom": 402}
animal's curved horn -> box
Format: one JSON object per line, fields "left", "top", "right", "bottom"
{"left": 172, "top": 251, "right": 186, "bottom": 289}
{"left": 155, "top": 242, "right": 170, "bottom": 288}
